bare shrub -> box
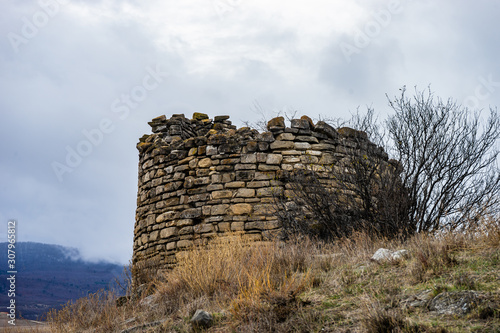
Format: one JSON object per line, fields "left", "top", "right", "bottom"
{"left": 276, "top": 150, "right": 411, "bottom": 241}
{"left": 280, "top": 88, "right": 499, "bottom": 240}
{"left": 387, "top": 86, "right": 500, "bottom": 232}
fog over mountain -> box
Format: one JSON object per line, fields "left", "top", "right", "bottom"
{"left": 0, "top": 242, "right": 124, "bottom": 320}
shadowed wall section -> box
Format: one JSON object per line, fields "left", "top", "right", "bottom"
{"left": 133, "top": 113, "right": 390, "bottom": 278}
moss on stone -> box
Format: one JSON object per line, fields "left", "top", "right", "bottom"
{"left": 193, "top": 112, "right": 209, "bottom": 120}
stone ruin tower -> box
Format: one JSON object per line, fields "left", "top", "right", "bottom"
{"left": 133, "top": 113, "right": 391, "bottom": 277}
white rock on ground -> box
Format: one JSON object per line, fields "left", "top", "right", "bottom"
{"left": 371, "top": 248, "right": 409, "bottom": 262}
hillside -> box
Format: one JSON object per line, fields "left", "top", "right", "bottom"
{"left": 47, "top": 226, "right": 500, "bottom": 332}
{"left": 0, "top": 242, "right": 125, "bottom": 321}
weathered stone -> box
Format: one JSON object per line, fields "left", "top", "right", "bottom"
{"left": 428, "top": 291, "right": 482, "bottom": 315}
{"left": 222, "top": 173, "right": 235, "bottom": 183}
{"left": 160, "top": 227, "right": 177, "bottom": 238}
{"left": 164, "top": 197, "right": 180, "bottom": 207}
{"left": 197, "top": 145, "right": 207, "bottom": 155}
{"left": 214, "top": 115, "right": 230, "bottom": 122}
{"left": 235, "top": 163, "right": 256, "bottom": 170}
{"left": 254, "top": 153, "right": 266, "bottom": 163}
{"left": 206, "top": 145, "right": 218, "bottom": 155}
{"left": 194, "top": 223, "right": 213, "bottom": 233}
{"left": 257, "top": 187, "right": 282, "bottom": 197}
{"left": 371, "top": 248, "right": 409, "bottom": 262}
{"left": 225, "top": 181, "right": 246, "bottom": 188}
{"left": 338, "top": 127, "right": 368, "bottom": 140}
{"left": 193, "top": 177, "right": 210, "bottom": 185}
{"left": 212, "top": 190, "right": 233, "bottom": 199}
{"left": 211, "top": 174, "right": 222, "bottom": 183}
{"left": 294, "top": 142, "right": 311, "bottom": 150}
{"left": 235, "top": 170, "right": 254, "bottom": 181}
{"left": 230, "top": 203, "right": 253, "bottom": 215}
{"left": 247, "top": 180, "right": 270, "bottom": 188}
{"left": 211, "top": 204, "right": 229, "bottom": 215}
{"left": 295, "top": 135, "right": 319, "bottom": 143}
{"left": 179, "top": 226, "right": 193, "bottom": 235}
{"left": 149, "top": 230, "right": 159, "bottom": 241}
{"left": 179, "top": 208, "right": 202, "bottom": 219}
{"left": 311, "top": 143, "right": 336, "bottom": 151}
{"left": 305, "top": 149, "right": 322, "bottom": 156}
{"left": 300, "top": 115, "right": 314, "bottom": 129}
{"left": 173, "top": 172, "right": 185, "bottom": 180}
{"left": 241, "top": 154, "right": 257, "bottom": 164}
{"left": 188, "top": 158, "right": 198, "bottom": 168}
{"left": 314, "top": 121, "right": 338, "bottom": 139}
{"left": 176, "top": 219, "right": 193, "bottom": 227}
{"left": 258, "top": 142, "right": 269, "bottom": 151}
{"left": 198, "top": 158, "right": 212, "bottom": 168}
{"left": 301, "top": 155, "right": 319, "bottom": 164}
{"left": 253, "top": 204, "right": 275, "bottom": 215}
{"left": 192, "top": 112, "right": 209, "bottom": 120}
{"left": 236, "top": 188, "right": 255, "bottom": 197}
{"left": 246, "top": 141, "right": 258, "bottom": 152}
{"left": 231, "top": 222, "right": 245, "bottom": 231}
{"left": 258, "top": 131, "right": 275, "bottom": 142}
{"left": 217, "top": 222, "right": 231, "bottom": 232}
{"left": 267, "top": 117, "right": 285, "bottom": 131}
{"left": 221, "top": 158, "right": 240, "bottom": 165}
{"left": 290, "top": 119, "right": 310, "bottom": 130}
{"left": 254, "top": 171, "right": 274, "bottom": 180}
{"left": 270, "top": 141, "right": 295, "bottom": 150}
{"left": 266, "top": 154, "right": 283, "bottom": 165}
{"left": 281, "top": 150, "right": 302, "bottom": 155}
{"left": 208, "top": 134, "right": 229, "bottom": 145}
{"left": 283, "top": 156, "right": 300, "bottom": 163}
{"left": 156, "top": 211, "right": 178, "bottom": 223}
{"left": 207, "top": 184, "right": 223, "bottom": 191}
{"left": 276, "top": 132, "right": 295, "bottom": 141}
{"left": 319, "top": 153, "right": 336, "bottom": 164}
{"left": 202, "top": 205, "right": 211, "bottom": 215}
{"left": 258, "top": 164, "right": 280, "bottom": 171}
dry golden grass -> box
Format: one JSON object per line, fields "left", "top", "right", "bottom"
{"left": 46, "top": 219, "right": 500, "bottom": 332}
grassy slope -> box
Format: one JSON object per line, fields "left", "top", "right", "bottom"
{"left": 47, "top": 221, "right": 499, "bottom": 333}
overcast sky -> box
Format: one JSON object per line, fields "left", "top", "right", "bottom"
{"left": 1, "top": 0, "right": 499, "bottom": 264}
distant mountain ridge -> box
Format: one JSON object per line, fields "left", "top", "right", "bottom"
{"left": 0, "top": 242, "right": 125, "bottom": 320}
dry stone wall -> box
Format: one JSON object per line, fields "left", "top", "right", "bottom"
{"left": 133, "top": 113, "right": 390, "bottom": 274}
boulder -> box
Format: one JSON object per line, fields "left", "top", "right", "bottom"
{"left": 190, "top": 309, "right": 213, "bottom": 328}
{"left": 428, "top": 291, "right": 481, "bottom": 316}
{"left": 371, "top": 248, "right": 409, "bottom": 262}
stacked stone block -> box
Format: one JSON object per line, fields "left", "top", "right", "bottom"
{"left": 133, "top": 113, "right": 389, "bottom": 272}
